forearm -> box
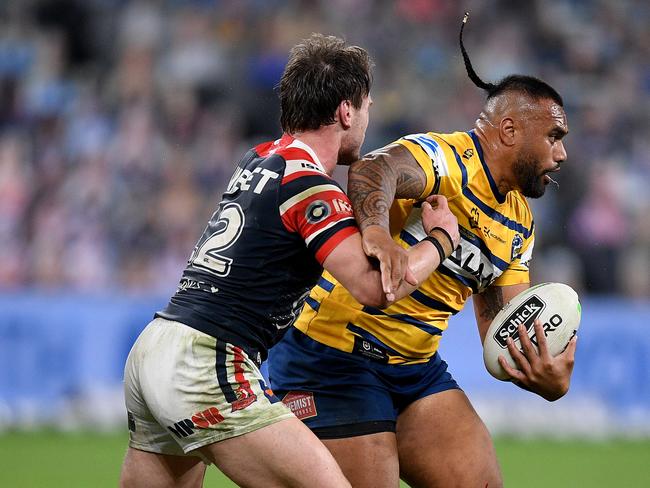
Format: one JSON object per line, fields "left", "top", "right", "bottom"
{"left": 474, "top": 283, "right": 529, "bottom": 343}
{"left": 387, "top": 228, "right": 456, "bottom": 303}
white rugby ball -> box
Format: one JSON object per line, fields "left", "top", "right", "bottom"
{"left": 483, "top": 282, "right": 581, "bottom": 381}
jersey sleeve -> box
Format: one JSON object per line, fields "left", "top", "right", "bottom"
{"left": 279, "top": 166, "right": 358, "bottom": 264}
{"left": 394, "top": 133, "right": 465, "bottom": 200}
{"left": 493, "top": 228, "right": 535, "bottom": 287}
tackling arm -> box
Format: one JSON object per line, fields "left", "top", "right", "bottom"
{"left": 324, "top": 195, "right": 458, "bottom": 308}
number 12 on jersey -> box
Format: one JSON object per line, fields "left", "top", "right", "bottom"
{"left": 190, "top": 203, "right": 245, "bottom": 277}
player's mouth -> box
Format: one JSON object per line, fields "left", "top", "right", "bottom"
{"left": 543, "top": 166, "right": 561, "bottom": 187}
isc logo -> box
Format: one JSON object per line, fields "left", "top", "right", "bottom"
{"left": 167, "top": 406, "right": 225, "bottom": 438}
{"left": 494, "top": 296, "right": 546, "bottom": 348}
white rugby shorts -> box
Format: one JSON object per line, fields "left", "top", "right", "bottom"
{"left": 123, "top": 317, "right": 293, "bottom": 457}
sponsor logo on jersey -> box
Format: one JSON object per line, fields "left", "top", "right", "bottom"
{"left": 494, "top": 295, "right": 546, "bottom": 348}
{"left": 225, "top": 166, "right": 279, "bottom": 195}
{"left": 511, "top": 233, "right": 524, "bottom": 260}
{"left": 282, "top": 391, "right": 318, "bottom": 420}
{"left": 167, "top": 406, "right": 225, "bottom": 438}
{"left": 462, "top": 148, "right": 474, "bottom": 159}
{"left": 482, "top": 226, "right": 507, "bottom": 244}
{"left": 178, "top": 278, "right": 203, "bottom": 291}
{"left": 469, "top": 207, "right": 480, "bottom": 229}
{"left": 332, "top": 198, "right": 353, "bottom": 214}
{"left": 177, "top": 278, "right": 220, "bottom": 294}
{"left": 298, "top": 160, "right": 321, "bottom": 171}
{"left": 305, "top": 200, "right": 331, "bottom": 224}
{"left": 447, "top": 243, "right": 498, "bottom": 291}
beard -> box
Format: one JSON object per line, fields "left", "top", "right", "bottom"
{"left": 512, "top": 149, "right": 548, "bottom": 198}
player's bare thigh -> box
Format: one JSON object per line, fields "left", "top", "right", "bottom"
{"left": 396, "top": 389, "right": 502, "bottom": 488}
{"left": 120, "top": 447, "right": 206, "bottom": 488}
{"left": 322, "top": 432, "right": 399, "bottom": 488}
{"left": 200, "top": 416, "right": 352, "bottom": 488}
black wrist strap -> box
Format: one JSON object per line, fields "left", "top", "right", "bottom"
{"left": 427, "top": 226, "right": 455, "bottom": 251}
{"left": 423, "top": 235, "right": 446, "bottom": 264}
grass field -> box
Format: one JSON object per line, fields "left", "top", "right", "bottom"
{"left": 1, "top": 431, "right": 649, "bottom": 487}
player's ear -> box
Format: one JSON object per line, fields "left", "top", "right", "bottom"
{"left": 337, "top": 100, "right": 353, "bottom": 129}
{"left": 499, "top": 117, "right": 516, "bottom": 147}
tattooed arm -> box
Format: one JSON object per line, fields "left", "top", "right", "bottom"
{"left": 347, "top": 143, "right": 429, "bottom": 231}
{"left": 347, "top": 143, "right": 436, "bottom": 294}
{"left": 473, "top": 283, "right": 529, "bottom": 343}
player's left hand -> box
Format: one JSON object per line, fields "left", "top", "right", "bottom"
{"left": 498, "top": 319, "right": 577, "bottom": 401}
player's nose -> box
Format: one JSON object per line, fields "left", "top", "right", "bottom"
{"left": 554, "top": 140, "right": 567, "bottom": 163}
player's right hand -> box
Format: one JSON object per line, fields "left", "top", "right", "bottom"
{"left": 421, "top": 195, "right": 460, "bottom": 255}
{"left": 499, "top": 319, "right": 577, "bottom": 401}
{"left": 362, "top": 225, "right": 417, "bottom": 301}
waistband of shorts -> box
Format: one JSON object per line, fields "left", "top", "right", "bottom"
{"left": 293, "top": 327, "right": 439, "bottom": 367}
{"left": 153, "top": 316, "right": 265, "bottom": 367}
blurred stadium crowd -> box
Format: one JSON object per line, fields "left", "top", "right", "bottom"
{"left": 0, "top": 0, "right": 648, "bottom": 297}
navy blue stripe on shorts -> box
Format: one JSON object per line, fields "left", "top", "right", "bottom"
{"left": 267, "top": 327, "right": 460, "bottom": 439}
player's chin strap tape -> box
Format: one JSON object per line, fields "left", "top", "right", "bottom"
{"left": 423, "top": 226, "right": 456, "bottom": 263}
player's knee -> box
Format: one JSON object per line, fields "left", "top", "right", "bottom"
{"left": 118, "top": 451, "right": 138, "bottom": 488}
{"left": 118, "top": 464, "right": 137, "bottom": 488}
{"left": 483, "top": 458, "right": 503, "bottom": 488}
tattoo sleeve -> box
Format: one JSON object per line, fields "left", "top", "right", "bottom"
{"left": 347, "top": 143, "right": 428, "bottom": 231}
{"left": 478, "top": 286, "right": 505, "bottom": 323}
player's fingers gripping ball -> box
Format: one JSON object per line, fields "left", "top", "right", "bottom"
{"left": 483, "top": 283, "right": 581, "bottom": 380}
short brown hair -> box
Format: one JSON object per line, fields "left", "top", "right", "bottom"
{"left": 279, "top": 34, "right": 372, "bottom": 134}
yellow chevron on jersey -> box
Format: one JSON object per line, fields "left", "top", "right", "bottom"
{"left": 294, "top": 130, "right": 535, "bottom": 365}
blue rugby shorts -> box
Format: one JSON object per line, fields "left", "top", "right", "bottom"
{"left": 268, "top": 327, "right": 460, "bottom": 438}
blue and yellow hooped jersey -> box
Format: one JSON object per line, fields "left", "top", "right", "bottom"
{"left": 293, "top": 130, "right": 535, "bottom": 364}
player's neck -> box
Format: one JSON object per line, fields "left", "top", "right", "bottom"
{"left": 473, "top": 124, "right": 514, "bottom": 195}
{"left": 291, "top": 128, "right": 340, "bottom": 176}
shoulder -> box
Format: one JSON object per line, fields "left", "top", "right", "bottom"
{"left": 398, "top": 131, "right": 473, "bottom": 198}
{"left": 275, "top": 146, "right": 345, "bottom": 214}
{"left": 257, "top": 138, "right": 331, "bottom": 183}
{"left": 405, "top": 130, "right": 475, "bottom": 168}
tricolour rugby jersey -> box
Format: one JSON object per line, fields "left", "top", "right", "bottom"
{"left": 294, "top": 130, "right": 534, "bottom": 365}
{"left": 157, "top": 134, "right": 358, "bottom": 360}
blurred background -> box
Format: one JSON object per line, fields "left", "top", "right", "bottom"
{"left": 0, "top": 0, "right": 648, "bottom": 486}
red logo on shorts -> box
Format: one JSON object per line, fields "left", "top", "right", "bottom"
{"left": 231, "top": 387, "right": 257, "bottom": 412}
{"left": 168, "top": 406, "right": 225, "bottom": 438}
{"left": 282, "top": 391, "right": 317, "bottom": 420}
{"left": 191, "top": 406, "right": 225, "bottom": 428}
